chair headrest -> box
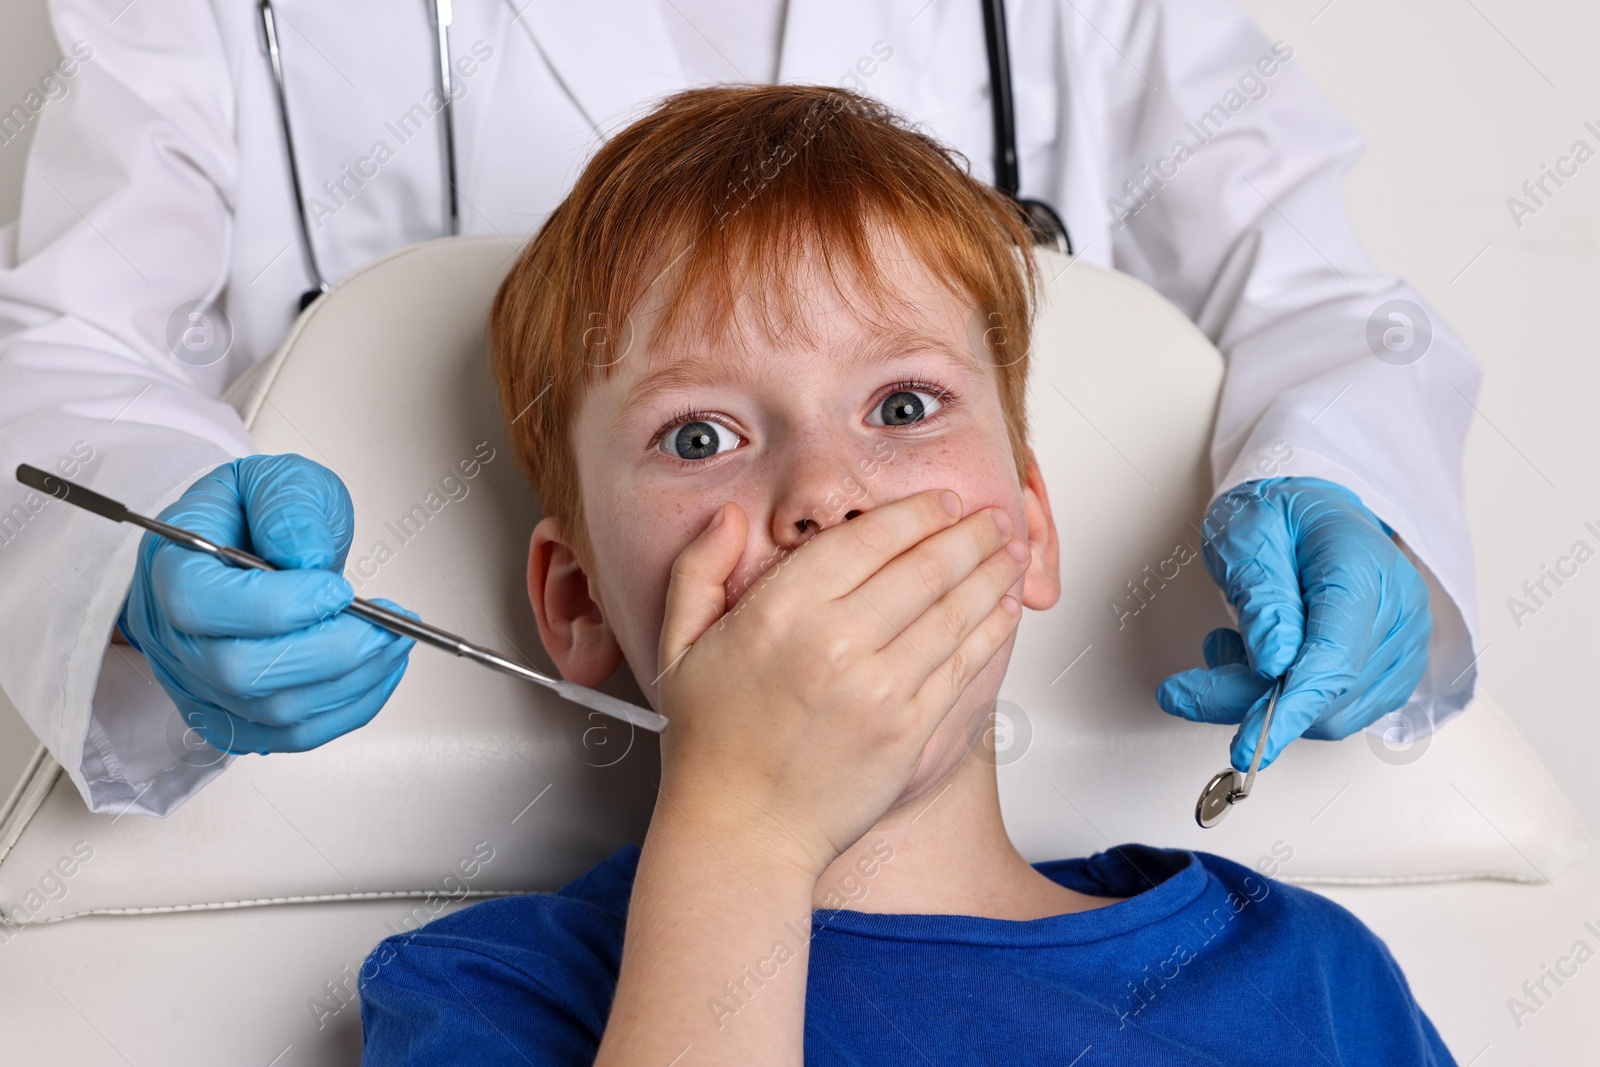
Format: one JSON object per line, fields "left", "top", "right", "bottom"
{"left": 0, "top": 236, "right": 1583, "bottom": 924}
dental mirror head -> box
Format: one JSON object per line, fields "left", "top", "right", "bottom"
{"left": 1195, "top": 674, "right": 1286, "bottom": 829}
{"left": 1195, "top": 769, "right": 1241, "bottom": 828}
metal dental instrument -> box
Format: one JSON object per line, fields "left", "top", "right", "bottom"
{"left": 1195, "top": 674, "right": 1285, "bottom": 828}
{"left": 17, "top": 464, "right": 667, "bottom": 735}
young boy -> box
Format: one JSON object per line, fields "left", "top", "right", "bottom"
{"left": 357, "top": 85, "right": 1454, "bottom": 1066}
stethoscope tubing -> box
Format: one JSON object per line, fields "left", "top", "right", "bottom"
{"left": 431, "top": 0, "right": 462, "bottom": 238}
{"left": 258, "top": 0, "right": 330, "bottom": 301}
{"left": 259, "top": 0, "right": 1069, "bottom": 310}
{"left": 258, "top": 0, "right": 463, "bottom": 309}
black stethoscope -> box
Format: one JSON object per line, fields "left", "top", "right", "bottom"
{"left": 260, "top": 0, "right": 1072, "bottom": 313}
{"left": 981, "top": 0, "right": 1073, "bottom": 256}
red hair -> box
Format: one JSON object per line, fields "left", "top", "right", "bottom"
{"left": 490, "top": 84, "right": 1040, "bottom": 572}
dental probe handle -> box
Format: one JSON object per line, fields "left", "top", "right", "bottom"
{"left": 15, "top": 463, "right": 669, "bottom": 735}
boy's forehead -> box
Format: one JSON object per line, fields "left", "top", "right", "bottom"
{"left": 610, "top": 314, "right": 988, "bottom": 428}
{"left": 643, "top": 220, "right": 962, "bottom": 345}
{"left": 597, "top": 224, "right": 995, "bottom": 427}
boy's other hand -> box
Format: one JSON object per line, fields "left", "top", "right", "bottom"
{"left": 655, "top": 489, "right": 1029, "bottom": 881}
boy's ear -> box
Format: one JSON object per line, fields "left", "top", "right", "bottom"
{"left": 526, "top": 518, "right": 624, "bottom": 687}
{"left": 1020, "top": 447, "right": 1061, "bottom": 611}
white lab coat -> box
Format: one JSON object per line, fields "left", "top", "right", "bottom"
{"left": 0, "top": 0, "right": 1483, "bottom": 816}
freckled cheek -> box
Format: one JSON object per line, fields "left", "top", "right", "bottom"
{"left": 584, "top": 486, "right": 675, "bottom": 622}
{"left": 879, "top": 436, "right": 1023, "bottom": 533}
{"left": 588, "top": 481, "right": 753, "bottom": 636}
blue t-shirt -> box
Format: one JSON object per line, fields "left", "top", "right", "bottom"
{"left": 358, "top": 842, "right": 1454, "bottom": 1065}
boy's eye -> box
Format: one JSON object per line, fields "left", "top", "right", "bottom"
{"left": 661, "top": 418, "right": 738, "bottom": 462}
{"left": 870, "top": 387, "right": 944, "bottom": 427}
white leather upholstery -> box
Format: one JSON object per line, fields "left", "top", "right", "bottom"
{"left": 6, "top": 850, "right": 1590, "bottom": 1066}
{"left": 0, "top": 234, "right": 1585, "bottom": 921}
{"left": 0, "top": 235, "right": 1591, "bottom": 1065}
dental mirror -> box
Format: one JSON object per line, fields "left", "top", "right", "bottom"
{"left": 1195, "top": 674, "right": 1286, "bottom": 828}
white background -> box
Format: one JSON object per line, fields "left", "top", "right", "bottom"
{"left": 1, "top": 0, "right": 1595, "bottom": 831}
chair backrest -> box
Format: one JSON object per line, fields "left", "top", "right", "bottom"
{"left": 0, "top": 235, "right": 1584, "bottom": 925}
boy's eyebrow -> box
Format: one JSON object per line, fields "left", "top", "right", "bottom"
{"left": 613, "top": 346, "right": 758, "bottom": 428}
{"left": 612, "top": 325, "right": 985, "bottom": 427}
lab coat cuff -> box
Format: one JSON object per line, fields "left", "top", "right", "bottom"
{"left": 63, "top": 454, "right": 240, "bottom": 817}
{"left": 78, "top": 645, "right": 235, "bottom": 818}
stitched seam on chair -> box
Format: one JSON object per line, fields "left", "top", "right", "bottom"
{"left": 10, "top": 887, "right": 534, "bottom": 925}
{"left": 0, "top": 752, "right": 60, "bottom": 868}
{"left": 16, "top": 869, "right": 1558, "bottom": 922}
{"left": 1280, "top": 870, "right": 1551, "bottom": 887}
{"left": 0, "top": 745, "right": 52, "bottom": 836}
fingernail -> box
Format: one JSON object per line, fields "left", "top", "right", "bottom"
{"left": 707, "top": 504, "right": 725, "bottom": 531}
{"left": 1001, "top": 594, "right": 1020, "bottom": 616}
{"left": 1006, "top": 539, "right": 1029, "bottom": 564}
{"left": 991, "top": 508, "right": 1012, "bottom": 536}
{"left": 939, "top": 490, "right": 961, "bottom": 518}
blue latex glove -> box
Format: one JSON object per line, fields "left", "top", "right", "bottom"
{"left": 117, "top": 453, "right": 417, "bottom": 756}
{"left": 1156, "top": 476, "right": 1432, "bottom": 772}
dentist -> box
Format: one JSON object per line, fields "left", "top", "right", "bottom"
{"left": 0, "top": 0, "right": 1482, "bottom": 815}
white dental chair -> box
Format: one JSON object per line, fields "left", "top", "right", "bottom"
{"left": 0, "top": 235, "right": 1593, "bottom": 1065}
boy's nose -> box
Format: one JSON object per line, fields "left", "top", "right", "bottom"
{"left": 795, "top": 510, "right": 862, "bottom": 536}
{"left": 771, "top": 440, "right": 879, "bottom": 549}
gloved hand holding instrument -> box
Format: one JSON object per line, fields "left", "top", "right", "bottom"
{"left": 20, "top": 454, "right": 662, "bottom": 758}
{"left": 1160, "top": 476, "right": 1434, "bottom": 824}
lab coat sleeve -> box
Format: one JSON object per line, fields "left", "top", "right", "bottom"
{"left": 0, "top": 0, "right": 258, "bottom": 815}
{"left": 1073, "top": 0, "right": 1484, "bottom": 737}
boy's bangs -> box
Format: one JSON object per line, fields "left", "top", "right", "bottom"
{"left": 563, "top": 88, "right": 1039, "bottom": 375}
{"left": 623, "top": 205, "right": 953, "bottom": 363}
